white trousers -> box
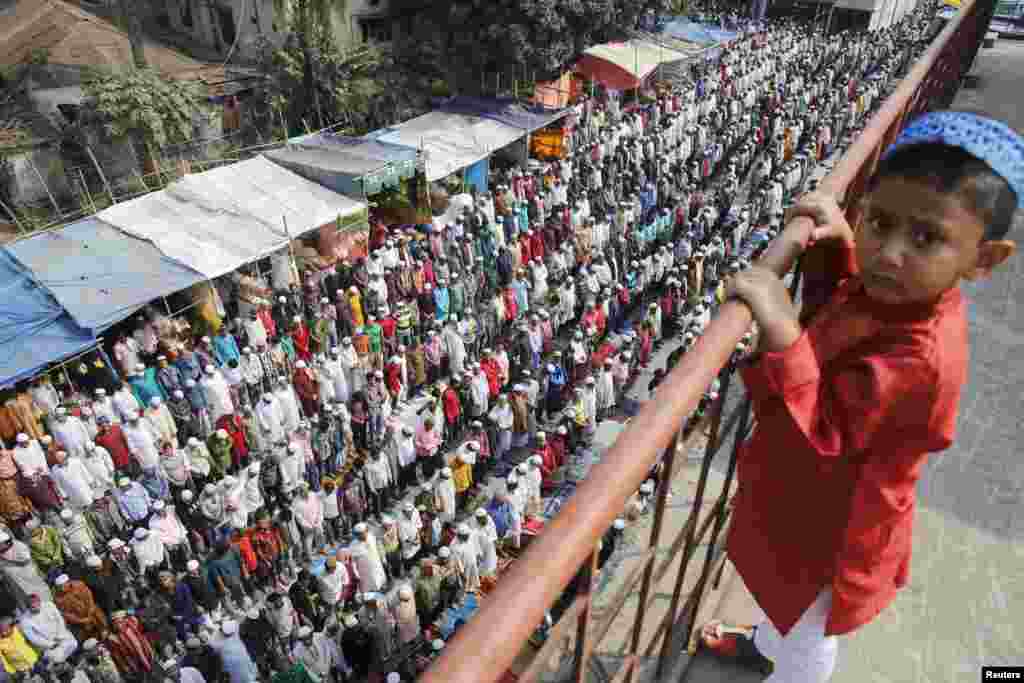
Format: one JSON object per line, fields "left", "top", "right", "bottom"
{"left": 753, "top": 589, "right": 839, "bottom": 683}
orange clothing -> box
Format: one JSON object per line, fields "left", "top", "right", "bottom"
{"left": 728, "top": 239, "right": 966, "bottom": 637}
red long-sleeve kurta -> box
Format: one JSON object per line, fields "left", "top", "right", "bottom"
{"left": 727, "top": 240, "right": 966, "bottom": 638}
{"left": 480, "top": 358, "right": 501, "bottom": 398}
{"left": 291, "top": 325, "right": 311, "bottom": 362}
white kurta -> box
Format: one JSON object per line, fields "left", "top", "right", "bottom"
{"left": 256, "top": 397, "right": 286, "bottom": 444}
{"left": 443, "top": 327, "right": 466, "bottom": 376}
{"left": 112, "top": 388, "right": 141, "bottom": 423}
{"left": 397, "top": 511, "right": 422, "bottom": 560}
{"left": 436, "top": 478, "right": 457, "bottom": 524}
{"left": 122, "top": 421, "right": 161, "bottom": 470}
{"left": 452, "top": 538, "right": 480, "bottom": 592}
{"left": 279, "top": 451, "right": 304, "bottom": 492}
{"left": 351, "top": 533, "right": 387, "bottom": 593}
{"left": 60, "top": 513, "right": 96, "bottom": 559}
{"left": 275, "top": 387, "right": 302, "bottom": 433}
{"left": 473, "top": 516, "right": 499, "bottom": 577}
{"left": 323, "top": 358, "right": 350, "bottom": 404}
{"left": 50, "top": 458, "right": 96, "bottom": 509}
{"left": 19, "top": 602, "right": 77, "bottom": 663}
{"left": 132, "top": 534, "right": 166, "bottom": 574}
{"left": 83, "top": 446, "right": 117, "bottom": 496}
{"left": 51, "top": 416, "right": 91, "bottom": 459}
{"left": 202, "top": 372, "right": 235, "bottom": 424}
{"left": 147, "top": 405, "right": 178, "bottom": 447}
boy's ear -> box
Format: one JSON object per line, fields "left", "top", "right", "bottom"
{"left": 965, "top": 240, "right": 1016, "bottom": 280}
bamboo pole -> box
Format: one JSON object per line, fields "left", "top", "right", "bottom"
{"left": 26, "top": 156, "right": 61, "bottom": 215}
{"left": 85, "top": 143, "right": 117, "bottom": 204}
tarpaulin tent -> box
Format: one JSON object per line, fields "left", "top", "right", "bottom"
{"left": 280, "top": 132, "right": 419, "bottom": 196}
{"left": 97, "top": 156, "right": 368, "bottom": 279}
{"left": 662, "top": 19, "right": 738, "bottom": 46}
{"left": 373, "top": 111, "right": 525, "bottom": 182}
{"left": 575, "top": 40, "right": 689, "bottom": 90}
{"left": 4, "top": 218, "right": 204, "bottom": 334}
{"left": 0, "top": 249, "right": 95, "bottom": 389}
{"left": 532, "top": 73, "right": 572, "bottom": 109}
{"left": 435, "top": 96, "right": 568, "bottom": 133}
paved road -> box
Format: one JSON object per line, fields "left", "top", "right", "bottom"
{"left": 684, "top": 38, "right": 1024, "bottom": 683}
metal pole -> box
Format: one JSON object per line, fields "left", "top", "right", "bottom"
{"left": 84, "top": 144, "right": 117, "bottom": 204}
{"left": 26, "top": 156, "right": 61, "bottom": 215}
{"left": 571, "top": 549, "right": 599, "bottom": 683}
{"left": 0, "top": 196, "right": 25, "bottom": 232}
{"left": 625, "top": 429, "right": 681, "bottom": 683}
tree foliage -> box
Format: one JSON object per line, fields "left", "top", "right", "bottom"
{"left": 257, "top": 0, "right": 400, "bottom": 136}
{"left": 391, "top": 0, "right": 670, "bottom": 92}
{"left": 82, "top": 68, "right": 207, "bottom": 148}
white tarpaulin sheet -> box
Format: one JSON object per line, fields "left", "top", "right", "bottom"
{"left": 97, "top": 156, "right": 366, "bottom": 278}
{"left": 376, "top": 111, "right": 525, "bottom": 182}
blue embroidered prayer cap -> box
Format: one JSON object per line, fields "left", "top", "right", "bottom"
{"left": 882, "top": 111, "right": 1024, "bottom": 210}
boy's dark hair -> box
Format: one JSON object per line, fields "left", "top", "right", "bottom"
{"left": 872, "top": 143, "right": 1017, "bottom": 241}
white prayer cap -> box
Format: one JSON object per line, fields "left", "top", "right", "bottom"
{"left": 0, "top": 532, "right": 10, "bottom": 544}
{"left": 221, "top": 620, "right": 238, "bottom": 635}
{"left": 204, "top": 365, "right": 216, "bottom": 375}
{"left": 60, "top": 508, "right": 73, "bottom": 520}
{"left": 185, "top": 379, "right": 196, "bottom": 387}
{"left": 557, "top": 425, "right": 568, "bottom": 435}
{"left": 55, "top": 405, "right": 68, "bottom": 416}
{"left": 475, "top": 508, "right": 488, "bottom": 518}
{"left": 353, "top": 522, "right": 368, "bottom": 535}
{"left": 181, "top": 490, "right": 194, "bottom": 502}
{"left": 133, "top": 528, "right": 148, "bottom": 540}
{"left": 134, "top": 363, "right": 146, "bottom": 373}
{"left": 613, "top": 518, "right": 626, "bottom": 530}
{"left": 86, "top": 555, "right": 102, "bottom": 568}
{"left": 187, "top": 436, "right": 200, "bottom": 447}
{"left": 204, "top": 483, "right": 217, "bottom": 494}
{"left": 387, "top": 673, "right": 402, "bottom": 683}
{"left": 54, "top": 574, "right": 69, "bottom": 586}
{"left": 149, "top": 396, "right": 162, "bottom": 407}
{"left": 187, "top": 559, "right": 199, "bottom": 571}
{"left": 108, "top": 538, "right": 124, "bottom": 550}
{"left": 438, "top": 547, "right": 451, "bottom": 558}
{"left": 403, "top": 502, "right": 415, "bottom": 512}
{"left": 432, "top": 639, "right": 445, "bottom": 651}
{"left": 153, "top": 500, "right": 166, "bottom": 511}
{"left": 440, "top": 467, "right": 452, "bottom": 478}
{"left": 222, "top": 475, "right": 237, "bottom": 487}
{"left": 295, "top": 360, "right": 307, "bottom": 369}
{"left": 117, "top": 477, "right": 131, "bottom": 487}
{"left": 96, "top": 388, "right": 107, "bottom": 396}
{"left": 217, "top": 428, "right": 229, "bottom": 438}
{"left": 297, "top": 626, "right": 313, "bottom": 638}
{"left": 585, "top": 376, "right": 596, "bottom": 385}
{"left": 15, "top": 433, "right": 28, "bottom": 444}
{"left": 640, "top": 480, "right": 655, "bottom": 494}
{"left": 82, "top": 638, "right": 99, "bottom": 651}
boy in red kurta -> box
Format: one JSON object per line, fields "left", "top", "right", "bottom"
{"left": 701, "top": 112, "right": 1020, "bottom": 681}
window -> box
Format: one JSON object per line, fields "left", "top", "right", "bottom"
{"left": 359, "top": 17, "right": 393, "bottom": 43}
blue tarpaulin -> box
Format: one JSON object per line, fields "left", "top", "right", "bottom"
{"left": 463, "top": 158, "right": 489, "bottom": 193}
{"left": 4, "top": 218, "right": 205, "bottom": 335}
{"left": 0, "top": 250, "right": 96, "bottom": 389}
{"left": 270, "top": 133, "right": 419, "bottom": 197}
{"left": 661, "top": 18, "right": 738, "bottom": 46}
{"left": 435, "top": 96, "right": 567, "bottom": 132}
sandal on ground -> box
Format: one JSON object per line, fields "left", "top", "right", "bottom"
{"left": 698, "top": 620, "right": 775, "bottom": 676}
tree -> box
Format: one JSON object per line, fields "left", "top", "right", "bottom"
{"left": 82, "top": 68, "right": 208, "bottom": 163}
{"left": 390, "top": 0, "right": 671, "bottom": 94}
{"left": 259, "top": 0, "right": 386, "bottom": 136}
{"left": 117, "top": 0, "right": 148, "bottom": 69}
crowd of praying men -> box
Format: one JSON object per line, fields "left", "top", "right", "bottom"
{"left": 0, "top": 5, "right": 934, "bottom": 683}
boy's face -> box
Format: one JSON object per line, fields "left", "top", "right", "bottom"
{"left": 858, "top": 178, "right": 1015, "bottom": 306}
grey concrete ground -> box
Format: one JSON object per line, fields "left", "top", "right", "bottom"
{"left": 683, "top": 38, "right": 1024, "bottom": 683}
